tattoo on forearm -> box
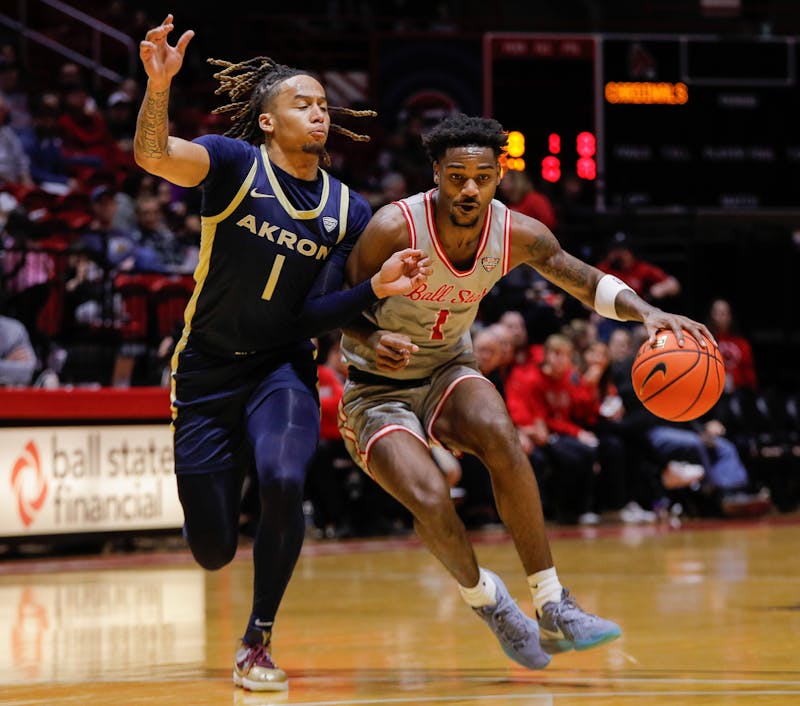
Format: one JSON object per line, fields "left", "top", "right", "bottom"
{"left": 529, "top": 246, "right": 594, "bottom": 300}
{"left": 136, "top": 89, "right": 169, "bottom": 158}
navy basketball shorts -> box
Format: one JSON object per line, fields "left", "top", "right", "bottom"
{"left": 170, "top": 338, "right": 319, "bottom": 476}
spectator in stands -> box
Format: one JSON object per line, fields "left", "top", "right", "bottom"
{"left": 499, "top": 168, "right": 557, "bottom": 231}
{"left": 472, "top": 324, "right": 508, "bottom": 394}
{"left": 0, "top": 314, "right": 36, "bottom": 385}
{"left": 562, "top": 317, "right": 598, "bottom": 366}
{"left": 23, "top": 92, "right": 79, "bottom": 194}
{"left": 0, "top": 95, "right": 33, "bottom": 188}
{"left": 487, "top": 319, "right": 516, "bottom": 387}
{"left": 596, "top": 231, "right": 681, "bottom": 304}
{"left": 78, "top": 184, "right": 138, "bottom": 270}
{"left": 0, "top": 206, "right": 54, "bottom": 361}
{"left": 706, "top": 297, "right": 758, "bottom": 393}
{"left": 498, "top": 309, "right": 537, "bottom": 367}
{"left": 57, "top": 77, "right": 123, "bottom": 176}
{"left": 506, "top": 333, "right": 622, "bottom": 525}
{"left": 130, "top": 194, "right": 182, "bottom": 272}
{"left": 594, "top": 231, "right": 681, "bottom": 341}
{"left": 112, "top": 170, "right": 154, "bottom": 231}
{"left": 580, "top": 339, "right": 656, "bottom": 523}
{"left": 62, "top": 240, "right": 109, "bottom": 333}
{"left": 105, "top": 89, "right": 137, "bottom": 154}
{"left": 0, "top": 56, "right": 33, "bottom": 142}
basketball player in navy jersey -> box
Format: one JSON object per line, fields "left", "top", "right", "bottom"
{"left": 134, "top": 16, "right": 429, "bottom": 692}
{"left": 339, "top": 114, "right": 713, "bottom": 668}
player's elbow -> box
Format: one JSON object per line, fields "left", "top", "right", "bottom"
{"left": 133, "top": 147, "right": 162, "bottom": 176}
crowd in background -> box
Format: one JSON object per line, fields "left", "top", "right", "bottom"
{"left": 1, "top": 33, "right": 797, "bottom": 536}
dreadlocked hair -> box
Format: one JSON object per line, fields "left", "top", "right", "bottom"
{"left": 421, "top": 113, "right": 508, "bottom": 164}
{"left": 207, "top": 56, "right": 377, "bottom": 149}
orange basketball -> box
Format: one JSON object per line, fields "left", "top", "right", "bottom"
{"left": 631, "top": 329, "right": 726, "bottom": 422}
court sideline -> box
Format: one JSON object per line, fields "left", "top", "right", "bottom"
{"left": 1, "top": 517, "right": 799, "bottom": 705}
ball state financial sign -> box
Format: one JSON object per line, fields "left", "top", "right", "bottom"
{"left": 1, "top": 425, "right": 184, "bottom": 537}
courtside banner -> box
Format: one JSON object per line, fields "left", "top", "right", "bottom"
{"left": 1, "top": 425, "right": 183, "bottom": 537}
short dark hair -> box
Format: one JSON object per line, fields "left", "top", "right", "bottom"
{"left": 421, "top": 113, "right": 507, "bottom": 164}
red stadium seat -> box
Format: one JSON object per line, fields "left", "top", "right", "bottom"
{"left": 148, "top": 275, "right": 194, "bottom": 340}
{"left": 113, "top": 273, "right": 152, "bottom": 342}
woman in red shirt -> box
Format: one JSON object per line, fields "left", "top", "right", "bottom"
{"left": 707, "top": 298, "right": 758, "bottom": 392}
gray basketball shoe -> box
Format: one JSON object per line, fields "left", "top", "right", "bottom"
{"left": 538, "top": 588, "right": 621, "bottom": 654}
{"left": 473, "top": 570, "right": 551, "bottom": 670}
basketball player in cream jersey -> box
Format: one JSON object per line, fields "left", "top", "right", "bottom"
{"left": 339, "top": 113, "right": 713, "bottom": 668}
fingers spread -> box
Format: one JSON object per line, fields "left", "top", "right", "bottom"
{"left": 176, "top": 30, "right": 195, "bottom": 55}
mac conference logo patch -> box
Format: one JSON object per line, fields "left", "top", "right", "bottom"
{"left": 323, "top": 217, "right": 338, "bottom": 233}
{"left": 10, "top": 441, "right": 48, "bottom": 527}
{"left": 481, "top": 257, "right": 500, "bottom": 272}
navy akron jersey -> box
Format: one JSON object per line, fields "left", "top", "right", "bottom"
{"left": 183, "top": 134, "right": 371, "bottom": 357}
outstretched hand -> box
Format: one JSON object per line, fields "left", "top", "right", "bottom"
{"left": 139, "top": 14, "right": 194, "bottom": 89}
{"left": 640, "top": 309, "right": 716, "bottom": 348}
{"left": 370, "top": 248, "right": 432, "bottom": 298}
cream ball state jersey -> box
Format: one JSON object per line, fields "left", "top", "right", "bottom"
{"left": 342, "top": 189, "right": 513, "bottom": 380}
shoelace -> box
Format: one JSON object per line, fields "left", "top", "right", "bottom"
{"left": 547, "top": 589, "right": 595, "bottom": 630}
{"left": 492, "top": 602, "right": 530, "bottom": 648}
{"left": 241, "top": 643, "right": 277, "bottom": 670}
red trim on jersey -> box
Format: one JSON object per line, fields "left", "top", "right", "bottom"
{"left": 424, "top": 190, "right": 492, "bottom": 278}
{"left": 393, "top": 199, "right": 417, "bottom": 248}
{"left": 426, "top": 372, "right": 487, "bottom": 444}
{"left": 364, "top": 425, "right": 429, "bottom": 476}
{"left": 502, "top": 205, "right": 512, "bottom": 275}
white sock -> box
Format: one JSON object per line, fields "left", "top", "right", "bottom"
{"left": 528, "top": 567, "right": 563, "bottom": 617}
{"left": 458, "top": 567, "right": 498, "bottom": 608}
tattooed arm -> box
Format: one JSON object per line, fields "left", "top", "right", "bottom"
{"left": 508, "top": 211, "right": 713, "bottom": 346}
{"left": 134, "top": 14, "right": 209, "bottom": 187}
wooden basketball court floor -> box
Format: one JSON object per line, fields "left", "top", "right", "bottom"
{"left": 2, "top": 517, "right": 800, "bottom": 706}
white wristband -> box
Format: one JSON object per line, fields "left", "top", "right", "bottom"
{"left": 594, "top": 274, "right": 634, "bottom": 321}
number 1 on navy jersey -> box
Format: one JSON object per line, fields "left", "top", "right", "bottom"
{"left": 261, "top": 254, "right": 286, "bottom": 300}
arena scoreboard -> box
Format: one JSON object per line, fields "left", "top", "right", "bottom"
{"left": 485, "top": 33, "right": 800, "bottom": 212}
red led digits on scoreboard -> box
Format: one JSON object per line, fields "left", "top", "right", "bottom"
{"left": 576, "top": 131, "right": 596, "bottom": 181}
{"left": 542, "top": 133, "right": 561, "bottom": 182}
{"left": 541, "top": 155, "right": 561, "bottom": 183}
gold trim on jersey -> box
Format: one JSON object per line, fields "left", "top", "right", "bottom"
{"left": 168, "top": 215, "right": 219, "bottom": 423}
{"left": 168, "top": 157, "right": 261, "bottom": 423}
{"left": 336, "top": 184, "right": 349, "bottom": 244}
{"left": 260, "top": 145, "right": 330, "bottom": 219}
{"left": 205, "top": 157, "right": 259, "bottom": 224}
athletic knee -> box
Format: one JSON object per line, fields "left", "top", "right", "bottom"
{"left": 185, "top": 529, "right": 238, "bottom": 570}
{"left": 259, "top": 467, "right": 305, "bottom": 502}
{"left": 407, "top": 483, "right": 454, "bottom": 522}
{"left": 467, "top": 415, "right": 519, "bottom": 459}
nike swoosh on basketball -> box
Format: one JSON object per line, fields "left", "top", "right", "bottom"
{"left": 250, "top": 188, "right": 275, "bottom": 198}
{"left": 641, "top": 361, "right": 668, "bottom": 391}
